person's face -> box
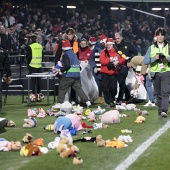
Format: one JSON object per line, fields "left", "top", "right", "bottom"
{"left": 157, "top": 33, "right": 165, "bottom": 44}
{"left": 106, "top": 44, "right": 113, "bottom": 50}
{"left": 115, "top": 34, "right": 122, "bottom": 44}
{"left": 67, "top": 32, "right": 74, "bottom": 40}
{"left": 80, "top": 40, "right": 87, "bottom": 47}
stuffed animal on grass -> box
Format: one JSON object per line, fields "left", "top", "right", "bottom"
{"left": 105, "top": 138, "right": 127, "bottom": 148}
{"left": 73, "top": 157, "right": 83, "bottom": 165}
{"left": 56, "top": 137, "right": 79, "bottom": 159}
{"left": 48, "top": 137, "right": 61, "bottom": 149}
{"left": 27, "top": 108, "right": 37, "bottom": 117}
{"left": 117, "top": 135, "right": 133, "bottom": 143}
{"left": 22, "top": 133, "right": 33, "bottom": 143}
{"left": 87, "top": 111, "right": 97, "bottom": 122}
{"left": 99, "top": 110, "right": 120, "bottom": 124}
{"left": 95, "top": 135, "right": 105, "bottom": 147}
{"left": 0, "top": 139, "right": 22, "bottom": 151}
{"left": 33, "top": 138, "right": 44, "bottom": 146}
{"left": 135, "top": 116, "right": 146, "bottom": 123}
{"left": 93, "top": 106, "right": 106, "bottom": 115}
{"left": 23, "top": 117, "right": 37, "bottom": 128}
{"left": 20, "top": 142, "right": 48, "bottom": 156}
{"left": 43, "top": 124, "right": 54, "bottom": 131}
{"left": 37, "top": 108, "right": 46, "bottom": 118}
{"left": 136, "top": 110, "right": 149, "bottom": 115}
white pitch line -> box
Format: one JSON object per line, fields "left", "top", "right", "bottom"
{"left": 114, "top": 120, "right": 170, "bottom": 170}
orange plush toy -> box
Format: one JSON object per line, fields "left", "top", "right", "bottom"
{"left": 33, "top": 138, "right": 44, "bottom": 146}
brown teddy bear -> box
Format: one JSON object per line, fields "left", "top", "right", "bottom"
{"left": 95, "top": 135, "right": 105, "bottom": 147}
{"left": 20, "top": 142, "right": 48, "bottom": 156}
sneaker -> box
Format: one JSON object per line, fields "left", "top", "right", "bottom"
{"left": 144, "top": 100, "right": 155, "bottom": 107}
{"left": 86, "top": 101, "right": 91, "bottom": 108}
{"left": 161, "top": 112, "right": 168, "bottom": 117}
{"left": 106, "top": 104, "right": 111, "bottom": 108}
{"left": 71, "top": 101, "right": 76, "bottom": 106}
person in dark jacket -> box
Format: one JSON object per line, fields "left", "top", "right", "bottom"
{"left": 0, "top": 44, "right": 11, "bottom": 113}
{"left": 114, "top": 32, "right": 138, "bottom": 104}
{"left": 56, "top": 40, "right": 91, "bottom": 108}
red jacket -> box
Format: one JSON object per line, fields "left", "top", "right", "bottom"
{"left": 100, "top": 48, "right": 126, "bottom": 75}
{"left": 78, "top": 47, "right": 92, "bottom": 62}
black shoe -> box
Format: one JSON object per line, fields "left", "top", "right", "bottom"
{"left": 115, "top": 100, "right": 122, "bottom": 105}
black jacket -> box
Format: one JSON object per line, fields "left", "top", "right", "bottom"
{"left": 115, "top": 39, "right": 138, "bottom": 58}
{"left": 0, "top": 47, "right": 11, "bottom": 77}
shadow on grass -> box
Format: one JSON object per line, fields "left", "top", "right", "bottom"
{"left": 0, "top": 128, "right": 7, "bottom": 133}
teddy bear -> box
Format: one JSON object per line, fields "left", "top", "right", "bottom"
{"left": 20, "top": 142, "right": 48, "bottom": 156}
{"left": 117, "top": 135, "right": 133, "bottom": 143}
{"left": 56, "top": 137, "right": 70, "bottom": 154}
{"left": 22, "top": 133, "right": 33, "bottom": 143}
{"left": 95, "top": 135, "right": 105, "bottom": 147}
{"left": 73, "top": 157, "right": 83, "bottom": 165}
{"left": 0, "top": 139, "right": 22, "bottom": 151}
{"left": 60, "top": 143, "right": 79, "bottom": 158}
{"left": 135, "top": 116, "right": 146, "bottom": 123}
{"left": 23, "top": 117, "right": 37, "bottom": 128}
{"left": 99, "top": 110, "right": 120, "bottom": 124}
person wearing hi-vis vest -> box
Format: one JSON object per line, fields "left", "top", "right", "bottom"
{"left": 56, "top": 40, "right": 91, "bottom": 108}
{"left": 144, "top": 27, "right": 170, "bottom": 118}
{"left": 26, "top": 33, "right": 43, "bottom": 100}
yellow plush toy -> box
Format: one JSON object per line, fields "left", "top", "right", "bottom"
{"left": 135, "top": 116, "right": 146, "bottom": 123}
{"left": 73, "top": 157, "right": 83, "bottom": 165}
{"left": 105, "top": 138, "right": 127, "bottom": 148}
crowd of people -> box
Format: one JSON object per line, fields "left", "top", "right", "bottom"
{"left": 0, "top": 1, "right": 170, "bottom": 117}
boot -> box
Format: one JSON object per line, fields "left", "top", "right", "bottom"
{"left": 99, "top": 97, "right": 103, "bottom": 104}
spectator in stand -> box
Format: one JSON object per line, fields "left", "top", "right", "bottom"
{"left": 114, "top": 32, "right": 138, "bottom": 104}
{"left": 90, "top": 34, "right": 107, "bottom": 103}
{"left": 100, "top": 38, "right": 126, "bottom": 108}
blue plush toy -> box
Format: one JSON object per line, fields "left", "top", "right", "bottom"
{"left": 54, "top": 117, "right": 72, "bottom": 134}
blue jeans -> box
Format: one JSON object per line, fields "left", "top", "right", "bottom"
{"left": 145, "top": 75, "right": 155, "bottom": 102}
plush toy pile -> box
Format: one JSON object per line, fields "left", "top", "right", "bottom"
{"left": 26, "top": 93, "right": 44, "bottom": 102}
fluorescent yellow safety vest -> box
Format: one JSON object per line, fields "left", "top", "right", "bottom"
{"left": 150, "top": 43, "right": 170, "bottom": 72}
{"left": 29, "top": 43, "right": 43, "bottom": 68}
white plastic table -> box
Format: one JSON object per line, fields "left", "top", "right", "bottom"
{"left": 26, "top": 73, "right": 56, "bottom": 104}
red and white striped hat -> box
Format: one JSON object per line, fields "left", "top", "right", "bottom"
{"left": 89, "top": 37, "right": 96, "bottom": 45}
{"left": 99, "top": 34, "right": 107, "bottom": 43}
{"left": 62, "top": 40, "right": 72, "bottom": 50}
{"left": 106, "top": 38, "right": 114, "bottom": 44}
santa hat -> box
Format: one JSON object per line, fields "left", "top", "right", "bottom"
{"left": 62, "top": 40, "right": 72, "bottom": 50}
{"left": 106, "top": 38, "right": 114, "bottom": 45}
{"left": 153, "top": 34, "right": 157, "bottom": 41}
{"left": 89, "top": 37, "right": 96, "bottom": 45}
{"left": 99, "top": 34, "right": 107, "bottom": 44}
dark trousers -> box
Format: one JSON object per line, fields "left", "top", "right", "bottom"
{"left": 117, "top": 66, "right": 130, "bottom": 102}
{"left": 29, "top": 67, "right": 42, "bottom": 94}
{"left": 153, "top": 71, "right": 170, "bottom": 114}
{"left": 58, "top": 77, "right": 88, "bottom": 103}
{"left": 101, "top": 73, "right": 117, "bottom": 105}
{"left": 95, "top": 78, "right": 103, "bottom": 97}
